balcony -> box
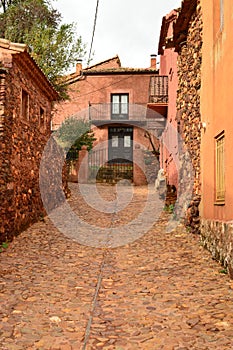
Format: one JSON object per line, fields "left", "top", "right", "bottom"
{"left": 149, "top": 76, "right": 168, "bottom": 104}
{"left": 148, "top": 75, "right": 168, "bottom": 118}
{"left": 88, "top": 103, "right": 166, "bottom": 135}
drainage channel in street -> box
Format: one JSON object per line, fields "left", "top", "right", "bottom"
{"left": 82, "top": 186, "right": 118, "bottom": 350}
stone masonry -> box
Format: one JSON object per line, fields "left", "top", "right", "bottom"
{"left": 0, "top": 39, "right": 68, "bottom": 243}
{"left": 1, "top": 183, "right": 233, "bottom": 349}
{"left": 175, "top": 0, "right": 203, "bottom": 234}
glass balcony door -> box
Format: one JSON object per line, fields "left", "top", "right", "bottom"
{"left": 111, "top": 94, "right": 129, "bottom": 120}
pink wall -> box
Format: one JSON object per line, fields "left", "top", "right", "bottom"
{"left": 53, "top": 72, "right": 154, "bottom": 130}
{"left": 159, "top": 16, "right": 179, "bottom": 190}
{"left": 53, "top": 57, "right": 162, "bottom": 187}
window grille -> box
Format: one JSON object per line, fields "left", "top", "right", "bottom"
{"left": 149, "top": 76, "right": 168, "bottom": 103}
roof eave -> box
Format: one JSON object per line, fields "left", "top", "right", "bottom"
{"left": 82, "top": 69, "right": 159, "bottom": 76}
{"left": 173, "top": 0, "right": 197, "bottom": 52}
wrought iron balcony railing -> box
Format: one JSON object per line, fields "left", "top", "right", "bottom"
{"left": 89, "top": 103, "right": 165, "bottom": 122}
{"left": 88, "top": 103, "right": 166, "bottom": 135}
{"left": 89, "top": 103, "right": 148, "bottom": 122}
{"left": 149, "top": 75, "right": 168, "bottom": 104}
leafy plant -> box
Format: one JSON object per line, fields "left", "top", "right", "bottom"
{"left": 163, "top": 204, "right": 175, "bottom": 214}
{"left": 55, "top": 117, "right": 96, "bottom": 160}
{"left": 0, "top": 241, "right": 9, "bottom": 252}
{"left": 0, "top": 0, "right": 86, "bottom": 98}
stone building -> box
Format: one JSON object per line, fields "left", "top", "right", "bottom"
{"left": 171, "top": 0, "right": 203, "bottom": 233}
{"left": 53, "top": 55, "right": 168, "bottom": 184}
{"left": 200, "top": 0, "right": 233, "bottom": 276}
{"left": 165, "top": 0, "right": 233, "bottom": 276}
{"left": 0, "top": 39, "right": 59, "bottom": 243}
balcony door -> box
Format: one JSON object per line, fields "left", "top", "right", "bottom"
{"left": 111, "top": 93, "right": 129, "bottom": 120}
{"left": 108, "top": 127, "right": 133, "bottom": 163}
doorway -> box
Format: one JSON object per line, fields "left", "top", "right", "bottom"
{"left": 108, "top": 126, "right": 133, "bottom": 163}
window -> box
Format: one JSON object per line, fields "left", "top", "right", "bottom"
{"left": 21, "top": 89, "right": 29, "bottom": 120}
{"left": 40, "top": 107, "right": 45, "bottom": 128}
{"left": 124, "top": 135, "right": 131, "bottom": 148}
{"left": 111, "top": 93, "right": 129, "bottom": 119}
{"left": 215, "top": 131, "right": 225, "bottom": 204}
{"left": 112, "top": 135, "right": 118, "bottom": 147}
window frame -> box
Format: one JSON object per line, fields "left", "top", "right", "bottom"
{"left": 215, "top": 131, "right": 225, "bottom": 205}
{"left": 111, "top": 93, "right": 129, "bottom": 120}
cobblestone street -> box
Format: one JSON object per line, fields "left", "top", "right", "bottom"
{"left": 1, "top": 184, "right": 233, "bottom": 350}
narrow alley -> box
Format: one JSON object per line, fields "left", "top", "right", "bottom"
{"left": 1, "top": 184, "right": 233, "bottom": 350}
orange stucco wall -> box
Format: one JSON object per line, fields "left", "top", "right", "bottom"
{"left": 200, "top": 0, "right": 233, "bottom": 221}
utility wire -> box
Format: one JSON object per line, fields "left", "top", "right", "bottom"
{"left": 87, "top": 0, "right": 100, "bottom": 67}
{"left": 70, "top": 74, "right": 136, "bottom": 99}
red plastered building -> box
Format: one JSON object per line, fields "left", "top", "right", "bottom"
{"left": 53, "top": 55, "right": 168, "bottom": 183}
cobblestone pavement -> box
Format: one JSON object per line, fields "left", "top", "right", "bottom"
{"left": 1, "top": 183, "right": 233, "bottom": 350}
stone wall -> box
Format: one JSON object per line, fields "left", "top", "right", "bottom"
{"left": 201, "top": 219, "right": 233, "bottom": 278}
{"left": 0, "top": 67, "right": 13, "bottom": 241}
{"left": 0, "top": 55, "right": 68, "bottom": 243}
{"left": 176, "top": 2, "right": 203, "bottom": 233}
{"left": 143, "top": 150, "right": 159, "bottom": 184}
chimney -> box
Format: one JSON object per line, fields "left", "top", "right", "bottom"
{"left": 150, "top": 54, "right": 157, "bottom": 68}
{"left": 76, "top": 59, "right": 83, "bottom": 75}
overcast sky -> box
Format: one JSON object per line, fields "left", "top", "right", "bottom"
{"left": 53, "top": 0, "right": 181, "bottom": 69}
